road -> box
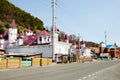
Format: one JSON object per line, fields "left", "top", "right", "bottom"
{"left": 0, "top": 60, "right": 120, "bottom": 80}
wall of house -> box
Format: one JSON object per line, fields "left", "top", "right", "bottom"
{"left": 5, "top": 45, "right": 53, "bottom": 58}
{"left": 8, "top": 28, "right": 17, "bottom": 43}
{"left": 0, "top": 39, "right": 4, "bottom": 50}
{"left": 55, "top": 42, "right": 70, "bottom": 55}
{"left": 37, "top": 36, "right": 51, "bottom": 44}
{"left": 83, "top": 49, "right": 91, "bottom": 57}
{"left": 99, "top": 47, "right": 106, "bottom": 53}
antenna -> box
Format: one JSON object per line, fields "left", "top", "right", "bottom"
{"left": 52, "top": 0, "right": 57, "bottom": 60}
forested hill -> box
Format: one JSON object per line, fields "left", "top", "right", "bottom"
{"left": 0, "top": 0, "right": 44, "bottom": 34}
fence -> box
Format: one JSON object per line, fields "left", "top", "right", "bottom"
{"left": 0, "top": 58, "right": 52, "bottom": 69}
{"left": 32, "top": 58, "right": 41, "bottom": 67}
{"left": 0, "top": 58, "right": 21, "bottom": 68}
{"left": 80, "top": 57, "right": 93, "bottom": 63}
{"left": 0, "top": 59, "right": 7, "bottom": 68}
{"left": 32, "top": 58, "right": 52, "bottom": 66}
{"left": 22, "top": 60, "right": 32, "bottom": 67}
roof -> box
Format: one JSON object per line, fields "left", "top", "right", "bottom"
{"left": 24, "top": 35, "right": 37, "bottom": 44}
{"left": 100, "top": 42, "right": 105, "bottom": 44}
{"left": 38, "top": 30, "right": 50, "bottom": 36}
{"left": 106, "top": 44, "right": 112, "bottom": 48}
{"left": 54, "top": 25, "right": 58, "bottom": 32}
{"left": 80, "top": 40, "right": 85, "bottom": 44}
{"left": 106, "top": 44, "right": 117, "bottom": 48}
{"left": 10, "top": 19, "right": 16, "bottom": 28}
{"left": 64, "top": 34, "right": 69, "bottom": 40}
{"left": 26, "top": 29, "right": 33, "bottom": 33}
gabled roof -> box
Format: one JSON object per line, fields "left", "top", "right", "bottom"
{"left": 10, "top": 19, "right": 16, "bottom": 28}
{"left": 38, "top": 30, "right": 50, "bottom": 36}
{"left": 23, "top": 35, "right": 37, "bottom": 44}
{"left": 26, "top": 29, "right": 33, "bottom": 33}
{"left": 64, "top": 34, "right": 69, "bottom": 40}
{"left": 80, "top": 40, "right": 85, "bottom": 44}
{"left": 100, "top": 42, "right": 105, "bottom": 44}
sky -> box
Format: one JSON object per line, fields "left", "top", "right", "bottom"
{"left": 8, "top": 0, "right": 120, "bottom": 46}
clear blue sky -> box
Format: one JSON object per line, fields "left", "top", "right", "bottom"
{"left": 8, "top": 0, "right": 120, "bottom": 46}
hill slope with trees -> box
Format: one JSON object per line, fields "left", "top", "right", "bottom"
{"left": 0, "top": 0, "right": 44, "bottom": 34}
{"left": 0, "top": 0, "right": 99, "bottom": 47}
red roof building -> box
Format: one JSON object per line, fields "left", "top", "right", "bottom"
{"left": 38, "top": 30, "right": 50, "bottom": 36}
{"left": 23, "top": 35, "right": 37, "bottom": 45}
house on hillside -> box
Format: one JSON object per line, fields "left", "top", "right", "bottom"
{"left": 70, "top": 40, "right": 92, "bottom": 62}
{"left": 80, "top": 41, "right": 91, "bottom": 58}
{"left": 0, "top": 19, "right": 71, "bottom": 63}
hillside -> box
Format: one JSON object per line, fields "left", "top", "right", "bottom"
{"left": 0, "top": 0, "right": 44, "bottom": 34}
{"left": 86, "top": 41, "right": 99, "bottom": 47}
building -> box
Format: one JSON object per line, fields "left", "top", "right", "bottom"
{"left": 80, "top": 41, "right": 91, "bottom": 58}
{"left": 99, "top": 42, "right": 120, "bottom": 59}
{"left": 0, "top": 19, "right": 71, "bottom": 62}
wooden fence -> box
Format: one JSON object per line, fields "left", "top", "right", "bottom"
{"left": 0, "top": 58, "right": 21, "bottom": 68}
{"left": 0, "top": 58, "right": 52, "bottom": 69}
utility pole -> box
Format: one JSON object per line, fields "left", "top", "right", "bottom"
{"left": 78, "top": 33, "right": 80, "bottom": 53}
{"left": 78, "top": 33, "right": 80, "bottom": 62}
{"left": 105, "top": 31, "right": 107, "bottom": 45}
{"left": 52, "top": 0, "right": 57, "bottom": 61}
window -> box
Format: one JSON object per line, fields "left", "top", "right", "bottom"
{"left": 39, "top": 37, "right": 42, "bottom": 41}
{"left": 44, "top": 36, "right": 46, "bottom": 41}
{"left": 48, "top": 37, "right": 49, "bottom": 41}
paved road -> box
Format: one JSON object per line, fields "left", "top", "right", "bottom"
{"left": 0, "top": 60, "right": 120, "bottom": 80}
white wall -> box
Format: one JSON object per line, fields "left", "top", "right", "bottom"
{"left": 81, "top": 48, "right": 91, "bottom": 57}
{"left": 0, "top": 39, "right": 4, "bottom": 50}
{"left": 54, "top": 42, "right": 71, "bottom": 55}
{"left": 8, "top": 28, "right": 17, "bottom": 43}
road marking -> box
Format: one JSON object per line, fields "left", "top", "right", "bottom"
{"left": 77, "top": 72, "right": 99, "bottom": 80}
{"left": 83, "top": 76, "right": 87, "bottom": 79}
{"left": 95, "top": 72, "right": 98, "bottom": 74}
{"left": 92, "top": 73, "right": 95, "bottom": 76}
{"left": 88, "top": 74, "right": 91, "bottom": 77}
{"left": 90, "top": 76, "right": 97, "bottom": 80}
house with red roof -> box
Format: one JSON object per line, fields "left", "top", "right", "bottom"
{"left": 0, "top": 19, "right": 72, "bottom": 63}
{"left": 37, "top": 30, "right": 51, "bottom": 44}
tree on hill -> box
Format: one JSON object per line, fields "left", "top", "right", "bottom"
{"left": 0, "top": 0, "right": 44, "bottom": 34}
{"left": 86, "top": 41, "right": 99, "bottom": 47}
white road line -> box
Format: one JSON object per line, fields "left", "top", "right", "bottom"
{"left": 83, "top": 76, "right": 87, "bottom": 79}
{"left": 92, "top": 73, "right": 95, "bottom": 76}
{"left": 77, "top": 71, "right": 98, "bottom": 80}
{"left": 88, "top": 74, "right": 91, "bottom": 77}
{"left": 90, "top": 76, "right": 97, "bottom": 80}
